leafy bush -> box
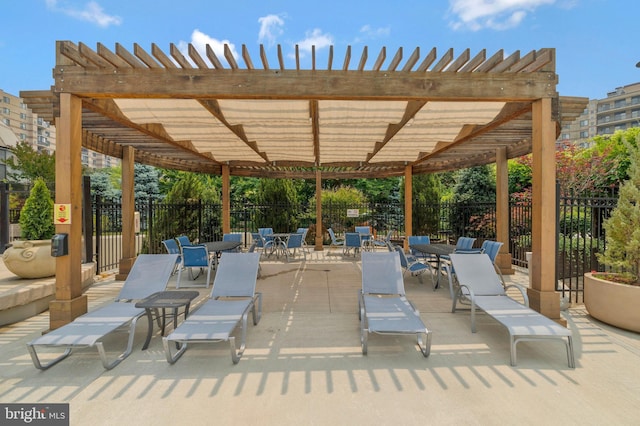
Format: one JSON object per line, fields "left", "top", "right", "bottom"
{"left": 19, "top": 178, "right": 55, "bottom": 240}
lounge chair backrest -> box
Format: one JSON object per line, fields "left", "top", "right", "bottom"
{"left": 162, "top": 239, "right": 181, "bottom": 255}
{"left": 118, "top": 254, "right": 179, "bottom": 301}
{"left": 449, "top": 253, "right": 505, "bottom": 296}
{"left": 223, "top": 233, "right": 242, "bottom": 242}
{"left": 362, "top": 252, "right": 405, "bottom": 296}
{"left": 176, "top": 235, "right": 192, "bottom": 248}
{"left": 480, "top": 240, "right": 503, "bottom": 263}
{"left": 211, "top": 252, "right": 260, "bottom": 298}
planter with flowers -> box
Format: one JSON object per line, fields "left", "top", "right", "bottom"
{"left": 584, "top": 135, "right": 640, "bottom": 333}
{"left": 2, "top": 178, "right": 56, "bottom": 279}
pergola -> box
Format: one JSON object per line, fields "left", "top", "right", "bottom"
{"left": 21, "top": 41, "right": 587, "bottom": 330}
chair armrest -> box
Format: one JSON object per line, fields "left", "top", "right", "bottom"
{"left": 504, "top": 284, "right": 529, "bottom": 307}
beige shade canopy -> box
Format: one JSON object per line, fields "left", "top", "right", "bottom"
{"left": 21, "top": 41, "right": 587, "bottom": 178}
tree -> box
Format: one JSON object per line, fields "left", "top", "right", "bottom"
{"left": 19, "top": 177, "right": 55, "bottom": 240}
{"left": 134, "top": 164, "right": 162, "bottom": 201}
{"left": 401, "top": 174, "right": 441, "bottom": 235}
{"left": 2, "top": 141, "right": 55, "bottom": 184}
{"left": 255, "top": 178, "right": 299, "bottom": 231}
{"left": 452, "top": 165, "right": 496, "bottom": 204}
{"left": 598, "top": 133, "right": 640, "bottom": 284}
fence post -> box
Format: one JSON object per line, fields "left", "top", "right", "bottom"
{"left": 0, "top": 183, "right": 8, "bottom": 253}
{"left": 82, "top": 176, "right": 93, "bottom": 263}
{"left": 95, "top": 195, "right": 102, "bottom": 272}
{"left": 147, "top": 197, "right": 153, "bottom": 253}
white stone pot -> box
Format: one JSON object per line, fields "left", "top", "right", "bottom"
{"left": 584, "top": 272, "right": 640, "bottom": 333}
{"left": 2, "top": 240, "right": 56, "bottom": 279}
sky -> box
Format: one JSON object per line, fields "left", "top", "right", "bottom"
{"left": 1, "top": 0, "right": 638, "bottom": 100}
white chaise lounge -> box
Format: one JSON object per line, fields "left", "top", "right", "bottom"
{"left": 163, "top": 252, "right": 261, "bottom": 364}
{"left": 359, "top": 251, "right": 432, "bottom": 357}
{"left": 447, "top": 253, "right": 575, "bottom": 368}
{"left": 27, "top": 254, "right": 179, "bottom": 370}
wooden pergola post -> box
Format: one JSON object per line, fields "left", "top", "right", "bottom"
{"left": 404, "top": 165, "right": 412, "bottom": 251}
{"left": 49, "top": 93, "right": 86, "bottom": 330}
{"left": 116, "top": 146, "right": 136, "bottom": 280}
{"left": 222, "top": 165, "right": 230, "bottom": 235}
{"left": 315, "top": 168, "right": 323, "bottom": 250}
{"left": 495, "top": 146, "right": 514, "bottom": 274}
{"left": 529, "top": 97, "right": 563, "bottom": 324}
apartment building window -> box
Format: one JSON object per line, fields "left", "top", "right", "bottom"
{"left": 632, "top": 109, "right": 640, "bottom": 118}
{"left": 614, "top": 125, "right": 625, "bottom": 131}
{"left": 20, "top": 122, "right": 27, "bottom": 130}
{"left": 580, "top": 131, "right": 589, "bottom": 138}
{"left": 2, "top": 96, "right": 9, "bottom": 103}
{"left": 632, "top": 96, "right": 640, "bottom": 105}
{"left": 2, "top": 118, "right": 9, "bottom": 126}
{"left": 2, "top": 107, "right": 9, "bottom": 115}
{"left": 614, "top": 99, "right": 626, "bottom": 108}
{"left": 19, "top": 134, "right": 26, "bottom": 140}
{"left": 579, "top": 119, "right": 588, "bottom": 126}
{"left": 20, "top": 113, "right": 26, "bottom": 120}
{"left": 614, "top": 112, "right": 626, "bottom": 121}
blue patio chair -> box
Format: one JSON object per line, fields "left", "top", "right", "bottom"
{"left": 177, "top": 245, "right": 213, "bottom": 288}
{"left": 373, "top": 230, "right": 393, "bottom": 249}
{"left": 250, "top": 232, "right": 275, "bottom": 257}
{"left": 296, "top": 227, "right": 310, "bottom": 253}
{"left": 408, "top": 235, "right": 432, "bottom": 260}
{"left": 328, "top": 228, "right": 344, "bottom": 251}
{"left": 176, "top": 235, "right": 193, "bottom": 249}
{"left": 394, "top": 245, "right": 436, "bottom": 288}
{"left": 222, "top": 233, "right": 242, "bottom": 252}
{"left": 258, "top": 227, "right": 275, "bottom": 247}
{"left": 344, "top": 232, "right": 362, "bottom": 256}
{"left": 281, "top": 233, "right": 305, "bottom": 262}
{"left": 162, "top": 239, "right": 183, "bottom": 274}
{"left": 355, "top": 226, "right": 372, "bottom": 244}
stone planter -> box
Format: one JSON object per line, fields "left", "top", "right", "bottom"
{"left": 583, "top": 272, "right": 640, "bottom": 333}
{"left": 2, "top": 240, "right": 56, "bottom": 279}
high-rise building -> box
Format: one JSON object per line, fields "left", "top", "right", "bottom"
{"left": 560, "top": 82, "right": 640, "bottom": 147}
{"left": 1, "top": 89, "right": 55, "bottom": 154}
{"left": 1, "top": 89, "right": 117, "bottom": 170}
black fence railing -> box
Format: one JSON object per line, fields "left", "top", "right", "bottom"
{"left": 0, "top": 190, "right": 619, "bottom": 303}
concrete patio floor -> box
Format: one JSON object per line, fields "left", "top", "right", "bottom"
{"left": 1, "top": 249, "right": 639, "bottom": 425}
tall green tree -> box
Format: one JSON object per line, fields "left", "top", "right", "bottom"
{"left": 598, "top": 133, "right": 640, "bottom": 284}
{"left": 452, "top": 165, "right": 496, "bottom": 203}
{"left": 405, "top": 173, "right": 441, "bottom": 235}
{"left": 255, "top": 178, "right": 299, "bottom": 231}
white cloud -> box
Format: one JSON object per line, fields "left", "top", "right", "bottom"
{"left": 258, "top": 14, "right": 285, "bottom": 47}
{"left": 448, "top": 0, "right": 555, "bottom": 31}
{"left": 46, "top": 0, "right": 122, "bottom": 28}
{"left": 359, "top": 25, "right": 391, "bottom": 39}
{"left": 295, "top": 29, "right": 333, "bottom": 55}
{"left": 178, "top": 29, "right": 238, "bottom": 67}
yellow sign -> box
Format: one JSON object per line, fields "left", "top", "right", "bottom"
{"left": 54, "top": 204, "right": 71, "bottom": 224}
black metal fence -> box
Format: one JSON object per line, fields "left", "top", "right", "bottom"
{"left": 0, "top": 188, "right": 619, "bottom": 303}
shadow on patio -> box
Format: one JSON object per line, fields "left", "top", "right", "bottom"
{"left": 0, "top": 250, "right": 638, "bottom": 425}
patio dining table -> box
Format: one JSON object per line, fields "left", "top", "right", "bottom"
{"left": 266, "top": 233, "right": 292, "bottom": 258}
{"left": 203, "top": 240, "right": 242, "bottom": 268}
{"left": 409, "top": 243, "right": 456, "bottom": 289}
